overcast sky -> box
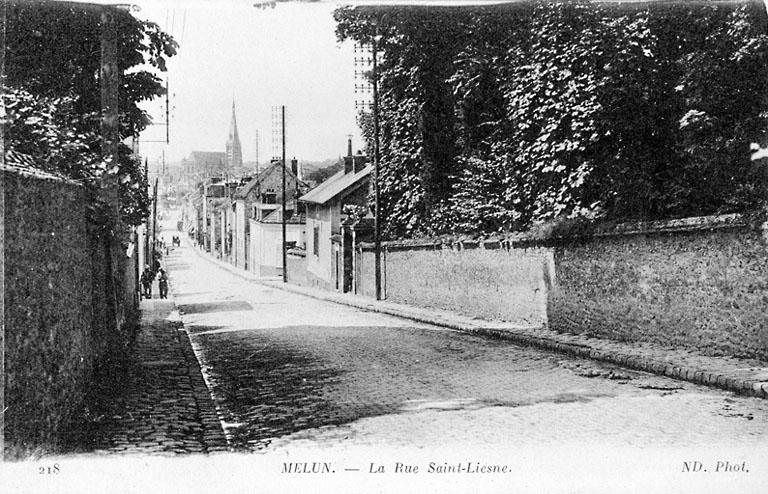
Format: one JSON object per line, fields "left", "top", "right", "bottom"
{"left": 135, "top": 0, "right": 363, "bottom": 166}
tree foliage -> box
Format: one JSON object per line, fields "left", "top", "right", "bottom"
{"left": 335, "top": 1, "right": 768, "bottom": 238}
{"left": 4, "top": 0, "right": 177, "bottom": 227}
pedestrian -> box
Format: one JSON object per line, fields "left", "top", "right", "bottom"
{"left": 158, "top": 268, "right": 169, "bottom": 299}
{"left": 140, "top": 265, "right": 154, "bottom": 299}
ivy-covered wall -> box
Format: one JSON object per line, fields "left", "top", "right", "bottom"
{"left": 336, "top": 1, "right": 768, "bottom": 238}
{"left": 2, "top": 168, "right": 137, "bottom": 452}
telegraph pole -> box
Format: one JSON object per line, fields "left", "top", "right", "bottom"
{"left": 281, "top": 105, "right": 287, "bottom": 283}
{"left": 0, "top": 0, "right": 6, "bottom": 462}
{"left": 100, "top": 6, "right": 124, "bottom": 328}
{"left": 255, "top": 129, "right": 260, "bottom": 174}
{"left": 144, "top": 157, "right": 150, "bottom": 265}
{"left": 372, "top": 28, "right": 382, "bottom": 301}
{"left": 165, "top": 78, "right": 170, "bottom": 144}
{"left": 152, "top": 176, "right": 158, "bottom": 271}
{"left": 100, "top": 7, "right": 119, "bottom": 220}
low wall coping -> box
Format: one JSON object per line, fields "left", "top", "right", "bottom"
{"left": 2, "top": 162, "right": 83, "bottom": 186}
{"left": 287, "top": 248, "right": 306, "bottom": 258}
{"left": 356, "top": 213, "right": 755, "bottom": 252}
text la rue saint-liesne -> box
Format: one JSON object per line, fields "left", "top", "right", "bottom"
{"left": 281, "top": 461, "right": 515, "bottom": 474}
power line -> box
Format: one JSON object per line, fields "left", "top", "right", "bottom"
{"left": 180, "top": 9, "right": 187, "bottom": 45}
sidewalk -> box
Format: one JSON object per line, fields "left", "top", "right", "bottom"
{"left": 190, "top": 240, "right": 768, "bottom": 400}
{"left": 92, "top": 296, "right": 228, "bottom": 455}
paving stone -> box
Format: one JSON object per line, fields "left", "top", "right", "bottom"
{"left": 128, "top": 239, "right": 768, "bottom": 453}
{"left": 80, "top": 288, "right": 227, "bottom": 455}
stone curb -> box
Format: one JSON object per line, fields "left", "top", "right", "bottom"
{"left": 187, "top": 241, "right": 768, "bottom": 400}
{"left": 174, "top": 319, "right": 230, "bottom": 453}
{"left": 158, "top": 273, "right": 230, "bottom": 452}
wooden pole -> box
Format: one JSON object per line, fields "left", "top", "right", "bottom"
{"left": 373, "top": 31, "right": 382, "bottom": 301}
{"left": 101, "top": 6, "right": 124, "bottom": 327}
{"left": 144, "top": 158, "right": 150, "bottom": 266}
{"left": 281, "top": 105, "right": 287, "bottom": 283}
{"left": 100, "top": 7, "right": 120, "bottom": 222}
{"left": 152, "top": 177, "right": 158, "bottom": 270}
{"left": 0, "top": 0, "right": 6, "bottom": 462}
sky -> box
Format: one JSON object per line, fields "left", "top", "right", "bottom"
{"left": 134, "top": 0, "right": 364, "bottom": 167}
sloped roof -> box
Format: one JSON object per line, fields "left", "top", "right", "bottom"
{"left": 259, "top": 206, "right": 306, "bottom": 224}
{"left": 234, "top": 161, "right": 307, "bottom": 199}
{"left": 300, "top": 165, "right": 371, "bottom": 205}
{"left": 3, "top": 150, "right": 80, "bottom": 183}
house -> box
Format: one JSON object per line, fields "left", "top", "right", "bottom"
{"left": 201, "top": 179, "right": 226, "bottom": 252}
{"left": 300, "top": 140, "right": 370, "bottom": 291}
{"left": 232, "top": 159, "right": 309, "bottom": 272}
{"left": 248, "top": 207, "right": 305, "bottom": 277}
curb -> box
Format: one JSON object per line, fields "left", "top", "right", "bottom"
{"left": 187, "top": 241, "right": 768, "bottom": 400}
{"left": 174, "top": 317, "right": 230, "bottom": 453}
{"left": 160, "top": 269, "right": 230, "bottom": 452}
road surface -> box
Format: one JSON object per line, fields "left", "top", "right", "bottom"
{"left": 162, "top": 237, "right": 768, "bottom": 454}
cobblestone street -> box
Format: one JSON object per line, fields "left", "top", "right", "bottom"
{"left": 166, "top": 242, "right": 768, "bottom": 453}
{"left": 77, "top": 300, "right": 227, "bottom": 456}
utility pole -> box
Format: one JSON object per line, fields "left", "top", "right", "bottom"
{"left": 100, "top": 6, "right": 124, "bottom": 327}
{"left": 372, "top": 28, "right": 382, "bottom": 301}
{"left": 281, "top": 105, "right": 287, "bottom": 283}
{"left": 144, "top": 157, "right": 150, "bottom": 266}
{"left": 0, "top": 0, "right": 6, "bottom": 462}
{"left": 152, "top": 177, "right": 158, "bottom": 271}
{"left": 101, "top": 8, "right": 119, "bottom": 219}
{"left": 166, "top": 78, "right": 170, "bottom": 144}
{"left": 255, "top": 129, "right": 260, "bottom": 174}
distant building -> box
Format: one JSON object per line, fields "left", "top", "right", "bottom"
{"left": 232, "top": 159, "right": 309, "bottom": 272}
{"left": 181, "top": 151, "right": 226, "bottom": 187}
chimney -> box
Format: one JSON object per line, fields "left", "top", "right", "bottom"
{"left": 347, "top": 137, "right": 353, "bottom": 157}
{"left": 344, "top": 155, "right": 353, "bottom": 174}
{"left": 291, "top": 157, "right": 298, "bottom": 176}
{"left": 353, "top": 152, "right": 367, "bottom": 173}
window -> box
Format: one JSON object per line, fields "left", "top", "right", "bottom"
{"left": 262, "top": 190, "right": 277, "bottom": 204}
{"left": 313, "top": 225, "right": 319, "bottom": 256}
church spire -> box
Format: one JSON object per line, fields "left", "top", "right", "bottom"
{"left": 226, "top": 99, "right": 243, "bottom": 170}
{"left": 229, "top": 100, "right": 239, "bottom": 141}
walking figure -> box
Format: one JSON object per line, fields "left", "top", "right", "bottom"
{"left": 158, "top": 268, "right": 169, "bottom": 299}
{"left": 140, "top": 265, "right": 154, "bottom": 299}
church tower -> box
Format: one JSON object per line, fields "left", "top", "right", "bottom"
{"left": 226, "top": 100, "right": 243, "bottom": 171}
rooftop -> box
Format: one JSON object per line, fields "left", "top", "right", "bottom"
{"left": 3, "top": 150, "right": 81, "bottom": 184}
{"left": 300, "top": 165, "right": 372, "bottom": 205}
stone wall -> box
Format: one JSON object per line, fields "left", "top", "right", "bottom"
{"left": 549, "top": 220, "right": 768, "bottom": 360}
{"left": 357, "top": 241, "right": 550, "bottom": 326}
{"left": 286, "top": 252, "right": 307, "bottom": 286}
{"left": 356, "top": 215, "right": 767, "bottom": 361}
{"left": 3, "top": 167, "right": 138, "bottom": 452}
{"left": 354, "top": 248, "right": 377, "bottom": 299}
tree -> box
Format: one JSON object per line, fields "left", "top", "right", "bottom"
{"left": 4, "top": 0, "right": 177, "bottom": 227}
{"left": 336, "top": 1, "right": 768, "bottom": 238}
{"left": 336, "top": 6, "right": 467, "bottom": 238}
